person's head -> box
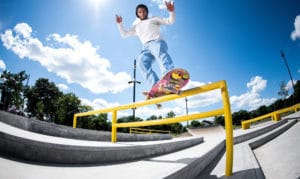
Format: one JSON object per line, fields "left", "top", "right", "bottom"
{"left": 136, "top": 4, "right": 148, "bottom": 20}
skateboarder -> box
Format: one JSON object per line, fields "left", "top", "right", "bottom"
{"left": 116, "top": 1, "right": 175, "bottom": 88}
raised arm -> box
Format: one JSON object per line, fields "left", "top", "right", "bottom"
{"left": 116, "top": 15, "right": 123, "bottom": 23}
{"left": 155, "top": 1, "right": 175, "bottom": 25}
{"left": 165, "top": 1, "right": 175, "bottom": 12}
{"left": 116, "top": 14, "right": 136, "bottom": 38}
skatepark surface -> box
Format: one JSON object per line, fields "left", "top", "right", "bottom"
{"left": 0, "top": 111, "right": 300, "bottom": 178}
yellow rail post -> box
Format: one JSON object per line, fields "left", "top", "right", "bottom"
{"left": 295, "top": 103, "right": 300, "bottom": 112}
{"left": 273, "top": 112, "right": 281, "bottom": 121}
{"left": 111, "top": 110, "right": 117, "bottom": 142}
{"left": 73, "top": 114, "right": 77, "bottom": 128}
{"left": 221, "top": 81, "right": 233, "bottom": 176}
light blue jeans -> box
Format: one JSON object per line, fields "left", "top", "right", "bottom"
{"left": 137, "top": 39, "right": 174, "bottom": 87}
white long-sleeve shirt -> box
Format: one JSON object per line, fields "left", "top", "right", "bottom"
{"left": 117, "top": 12, "right": 175, "bottom": 45}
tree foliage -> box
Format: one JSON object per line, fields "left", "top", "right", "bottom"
{"left": 214, "top": 80, "right": 300, "bottom": 127}
{"left": 2, "top": 70, "right": 300, "bottom": 133}
{"left": 143, "top": 111, "right": 184, "bottom": 134}
{"left": 55, "top": 93, "right": 81, "bottom": 125}
{"left": 278, "top": 81, "right": 289, "bottom": 99}
{"left": 25, "top": 78, "right": 63, "bottom": 121}
{"left": 0, "top": 70, "right": 29, "bottom": 109}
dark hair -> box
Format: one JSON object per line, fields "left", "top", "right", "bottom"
{"left": 135, "top": 4, "right": 148, "bottom": 18}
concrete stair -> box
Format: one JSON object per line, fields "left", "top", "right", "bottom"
{"left": 0, "top": 110, "right": 299, "bottom": 178}
{"left": 198, "top": 115, "right": 298, "bottom": 178}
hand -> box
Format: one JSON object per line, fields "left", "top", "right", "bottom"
{"left": 116, "top": 15, "right": 122, "bottom": 23}
{"left": 165, "top": 1, "right": 175, "bottom": 12}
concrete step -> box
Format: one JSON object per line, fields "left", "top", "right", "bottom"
{"left": 0, "top": 122, "right": 203, "bottom": 164}
{"left": 0, "top": 122, "right": 225, "bottom": 179}
{"left": 254, "top": 119, "right": 300, "bottom": 179}
{"left": 198, "top": 117, "right": 298, "bottom": 178}
{"left": 1, "top": 111, "right": 299, "bottom": 179}
{"left": 0, "top": 111, "right": 171, "bottom": 142}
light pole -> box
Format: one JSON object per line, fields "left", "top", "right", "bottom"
{"left": 280, "top": 50, "right": 295, "bottom": 91}
{"left": 185, "top": 97, "right": 189, "bottom": 127}
{"left": 128, "top": 59, "right": 141, "bottom": 120}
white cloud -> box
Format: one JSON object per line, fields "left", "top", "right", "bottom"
{"left": 0, "top": 59, "right": 6, "bottom": 70}
{"left": 150, "top": 0, "right": 172, "bottom": 10}
{"left": 286, "top": 80, "right": 297, "bottom": 90}
{"left": 0, "top": 22, "right": 131, "bottom": 94}
{"left": 57, "top": 83, "right": 69, "bottom": 90}
{"left": 246, "top": 76, "right": 266, "bottom": 93}
{"left": 174, "top": 80, "right": 222, "bottom": 109}
{"left": 151, "top": 0, "right": 166, "bottom": 9}
{"left": 80, "top": 98, "right": 132, "bottom": 118}
{"left": 291, "top": 15, "right": 300, "bottom": 41}
{"left": 136, "top": 105, "right": 183, "bottom": 118}
{"left": 231, "top": 76, "right": 276, "bottom": 111}
{"left": 80, "top": 98, "right": 120, "bottom": 110}
{"left": 80, "top": 77, "right": 277, "bottom": 120}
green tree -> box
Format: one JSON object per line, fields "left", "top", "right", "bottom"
{"left": 191, "top": 120, "right": 201, "bottom": 127}
{"left": 285, "top": 80, "right": 300, "bottom": 105}
{"left": 292, "top": 80, "right": 300, "bottom": 104}
{"left": 278, "top": 81, "right": 289, "bottom": 99}
{"left": 166, "top": 111, "right": 176, "bottom": 118}
{"left": 117, "top": 115, "right": 143, "bottom": 133}
{"left": 0, "top": 70, "right": 29, "bottom": 109}
{"left": 165, "top": 111, "right": 183, "bottom": 134}
{"left": 232, "top": 110, "right": 250, "bottom": 125}
{"left": 55, "top": 93, "right": 81, "bottom": 126}
{"left": 94, "top": 113, "right": 111, "bottom": 131}
{"left": 25, "top": 78, "right": 63, "bottom": 120}
{"left": 214, "top": 116, "right": 225, "bottom": 126}
{"left": 36, "top": 101, "right": 45, "bottom": 120}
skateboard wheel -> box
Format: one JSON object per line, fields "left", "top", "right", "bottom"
{"left": 156, "top": 104, "right": 162, "bottom": 109}
{"left": 183, "top": 74, "right": 189, "bottom": 79}
{"left": 177, "top": 90, "right": 182, "bottom": 95}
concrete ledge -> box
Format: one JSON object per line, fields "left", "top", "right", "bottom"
{"left": 249, "top": 119, "right": 297, "bottom": 149}
{"left": 200, "top": 118, "right": 298, "bottom": 178}
{"left": 234, "top": 118, "right": 288, "bottom": 144}
{"left": 166, "top": 140, "right": 225, "bottom": 179}
{"left": 0, "top": 111, "right": 171, "bottom": 141}
{"left": 0, "top": 129, "right": 203, "bottom": 164}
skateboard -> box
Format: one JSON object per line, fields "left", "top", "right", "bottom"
{"left": 143, "top": 68, "right": 190, "bottom": 108}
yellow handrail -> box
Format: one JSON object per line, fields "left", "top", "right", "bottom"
{"left": 241, "top": 103, "right": 300, "bottom": 129}
{"left": 73, "top": 80, "right": 233, "bottom": 176}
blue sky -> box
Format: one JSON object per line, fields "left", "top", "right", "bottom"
{"left": 0, "top": 0, "right": 300, "bottom": 120}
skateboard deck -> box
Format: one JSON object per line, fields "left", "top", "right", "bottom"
{"left": 144, "top": 68, "right": 190, "bottom": 107}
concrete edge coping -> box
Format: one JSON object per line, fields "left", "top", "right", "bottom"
{"left": 174, "top": 118, "right": 298, "bottom": 178}
{"left": 234, "top": 118, "right": 288, "bottom": 144}
{"left": 249, "top": 119, "right": 297, "bottom": 149}
{"left": 0, "top": 111, "right": 171, "bottom": 141}
{"left": 166, "top": 140, "right": 225, "bottom": 179}
{"left": 227, "top": 119, "right": 298, "bottom": 179}
{"left": 0, "top": 128, "right": 204, "bottom": 164}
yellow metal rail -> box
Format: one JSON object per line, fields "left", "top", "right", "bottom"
{"left": 130, "top": 127, "right": 170, "bottom": 134}
{"left": 73, "top": 80, "right": 233, "bottom": 176}
{"left": 242, "top": 103, "right": 300, "bottom": 129}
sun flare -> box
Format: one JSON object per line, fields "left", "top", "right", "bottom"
{"left": 88, "top": 0, "right": 107, "bottom": 8}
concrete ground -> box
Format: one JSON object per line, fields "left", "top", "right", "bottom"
{"left": 254, "top": 119, "right": 300, "bottom": 179}
{"left": 0, "top": 121, "right": 224, "bottom": 179}
{"left": 198, "top": 112, "right": 300, "bottom": 179}
{"left": 0, "top": 112, "right": 299, "bottom": 178}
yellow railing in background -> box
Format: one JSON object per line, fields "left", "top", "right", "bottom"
{"left": 242, "top": 103, "right": 300, "bottom": 129}
{"left": 73, "top": 80, "right": 233, "bottom": 176}
{"left": 130, "top": 127, "right": 170, "bottom": 134}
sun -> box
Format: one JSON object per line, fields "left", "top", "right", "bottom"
{"left": 88, "top": 0, "right": 107, "bottom": 7}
